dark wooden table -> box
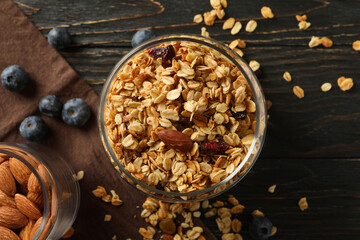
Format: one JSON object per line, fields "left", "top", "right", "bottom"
{"left": 17, "top": 0, "right": 360, "bottom": 239}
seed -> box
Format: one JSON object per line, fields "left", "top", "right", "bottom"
{"left": 321, "top": 82, "right": 332, "bottom": 92}
{"left": 261, "top": 6, "right": 275, "bottom": 18}
{"left": 293, "top": 86, "right": 304, "bottom": 99}
{"left": 223, "top": 17, "right": 235, "bottom": 30}
{"left": 246, "top": 20, "right": 257, "bottom": 32}
{"left": 352, "top": 40, "right": 360, "bottom": 51}
{"left": 193, "top": 14, "right": 203, "bottom": 23}
{"left": 283, "top": 71, "right": 292, "bottom": 82}
{"left": 231, "top": 21, "right": 242, "bottom": 35}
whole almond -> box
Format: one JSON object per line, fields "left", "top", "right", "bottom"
{"left": 30, "top": 217, "right": 42, "bottom": 240}
{"left": 0, "top": 190, "right": 16, "bottom": 208}
{"left": 9, "top": 158, "right": 32, "bottom": 185}
{"left": 15, "top": 194, "right": 42, "bottom": 220}
{"left": 27, "top": 191, "right": 44, "bottom": 210}
{"left": 19, "top": 220, "right": 34, "bottom": 240}
{"left": 157, "top": 130, "right": 193, "bottom": 152}
{"left": 0, "top": 206, "right": 28, "bottom": 229}
{"left": 0, "top": 157, "right": 6, "bottom": 164}
{"left": 0, "top": 162, "right": 17, "bottom": 196}
{"left": 27, "top": 173, "right": 41, "bottom": 193}
{"left": 0, "top": 226, "right": 20, "bottom": 240}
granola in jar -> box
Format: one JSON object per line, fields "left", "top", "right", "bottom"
{"left": 103, "top": 40, "right": 257, "bottom": 194}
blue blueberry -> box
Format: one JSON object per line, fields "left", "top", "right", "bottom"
{"left": 19, "top": 116, "right": 48, "bottom": 141}
{"left": 249, "top": 217, "right": 273, "bottom": 240}
{"left": 62, "top": 98, "right": 91, "bottom": 127}
{"left": 48, "top": 27, "right": 71, "bottom": 49}
{"left": 39, "top": 95, "right": 63, "bottom": 118}
{"left": 1, "top": 65, "right": 29, "bottom": 91}
{"left": 131, "top": 29, "right": 155, "bottom": 48}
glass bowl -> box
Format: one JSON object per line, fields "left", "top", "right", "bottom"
{"left": 98, "top": 34, "right": 267, "bottom": 202}
{"left": 0, "top": 143, "right": 80, "bottom": 239}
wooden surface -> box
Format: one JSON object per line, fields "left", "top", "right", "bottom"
{"left": 16, "top": 0, "right": 360, "bottom": 239}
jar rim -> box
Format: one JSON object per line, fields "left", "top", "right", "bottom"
{"left": 98, "top": 34, "right": 267, "bottom": 201}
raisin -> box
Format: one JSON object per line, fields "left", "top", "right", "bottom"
{"left": 200, "top": 141, "right": 230, "bottom": 155}
{"left": 232, "top": 110, "right": 247, "bottom": 120}
{"left": 172, "top": 117, "right": 191, "bottom": 132}
{"left": 148, "top": 45, "right": 175, "bottom": 68}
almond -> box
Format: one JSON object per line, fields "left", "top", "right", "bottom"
{"left": 27, "top": 173, "right": 41, "bottom": 193}
{"left": 0, "top": 157, "right": 6, "bottom": 164}
{"left": 15, "top": 194, "right": 42, "bottom": 220}
{"left": 27, "top": 191, "right": 44, "bottom": 210}
{"left": 0, "top": 206, "right": 28, "bottom": 229}
{"left": 157, "top": 130, "right": 193, "bottom": 152}
{"left": 29, "top": 217, "right": 42, "bottom": 240}
{"left": 0, "top": 162, "right": 16, "bottom": 196}
{"left": 0, "top": 190, "right": 16, "bottom": 208}
{"left": 0, "top": 226, "right": 20, "bottom": 240}
{"left": 9, "top": 158, "right": 32, "bottom": 185}
{"left": 19, "top": 220, "right": 34, "bottom": 240}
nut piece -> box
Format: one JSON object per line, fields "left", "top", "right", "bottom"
{"left": 157, "top": 130, "right": 193, "bottom": 152}
{"left": 223, "top": 17, "right": 235, "bottom": 30}
{"left": 0, "top": 226, "right": 20, "bottom": 240}
{"left": 321, "top": 82, "right": 332, "bottom": 92}
{"left": 261, "top": 6, "right": 275, "bottom": 18}
{"left": 0, "top": 162, "right": 16, "bottom": 196}
{"left": 204, "top": 11, "right": 217, "bottom": 26}
{"left": 283, "top": 72, "right": 292, "bottom": 82}
{"left": 193, "top": 14, "right": 203, "bottom": 23}
{"left": 0, "top": 206, "right": 28, "bottom": 229}
{"left": 298, "top": 197, "right": 308, "bottom": 211}
{"left": 352, "top": 40, "right": 360, "bottom": 51}
{"left": 293, "top": 86, "right": 304, "bottom": 99}
{"left": 9, "top": 158, "right": 32, "bottom": 186}
{"left": 246, "top": 20, "right": 257, "bottom": 32}
{"left": 337, "top": 76, "right": 353, "bottom": 91}
{"left": 14, "top": 194, "right": 42, "bottom": 220}
{"left": 231, "top": 22, "right": 242, "bottom": 35}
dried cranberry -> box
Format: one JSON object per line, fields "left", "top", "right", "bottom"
{"left": 148, "top": 45, "right": 175, "bottom": 68}
{"left": 232, "top": 110, "right": 247, "bottom": 120}
{"left": 172, "top": 117, "right": 191, "bottom": 132}
{"left": 200, "top": 141, "right": 230, "bottom": 155}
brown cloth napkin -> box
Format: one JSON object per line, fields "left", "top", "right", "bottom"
{"left": 0, "top": 1, "right": 218, "bottom": 239}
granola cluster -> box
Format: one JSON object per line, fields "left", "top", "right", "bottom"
{"left": 104, "top": 41, "right": 256, "bottom": 193}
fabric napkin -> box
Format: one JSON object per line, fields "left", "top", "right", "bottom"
{"left": 0, "top": 0, "right": 217, "bottom": 239}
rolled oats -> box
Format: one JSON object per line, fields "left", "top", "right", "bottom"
{"left": 193, "top": 14, "right": 203, "bottom": 23}
{"left": 204, "top": 11, "right": 217, "bottom": 26}
{"left": 251, "top": 209, "right": 264, "bottom": 217}
{"left": 321, "top": 82, "right": 332, "bottom": 92}
{"left": 246, "top": 20, "right": 257, "bottom": 33}
{"left": 268, "top": 184, "right": 276, "bottom": 193}
{"left": 261, "top": 6, "right": 275, "bottom": 19}
{"left": 223, "top": 17, "right": 235, "bottom": 30}
{"left": 353, "top": 40, "right": 360, "bottom": 51}
{"left": 337, "top": 76, "right": 353, "bottom": 91}
{"left": 210, "top": 0, "right": 221, "bottom": 8}
{"left": 298, "top": 197, "right": 308, "bottom": 211}
{"left": 231, "top": 218, "right": 241, "bottom": 232}
{"left": 293, "top": 86, "right": 304, "bottom": 99}
{"left": 320, "top": 37, "right": 333, "bottom": 48}
{"left": 283, "top": 71, "right": 292, "bottom": 82}
{"left": 220, "top": 0, "right": 227, "bottom": 8}
{"left": 231, "top": 22, "right": 242, "bottom": 35}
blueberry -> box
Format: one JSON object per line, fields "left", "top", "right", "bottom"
{"left": 48, "top": 27, "right": 71, "bottom": 49}
{"left": 62, "top": 98, "right": 91, "bottom": 127}
{"left": 39, "top": 95, "right": 63, "bottom": 118}
{"left": 19, "top": 116, "right": 48, "bottom": 141}
{"left": 131, "top": 29, "right": 155, "bottom": 48}
{"left": 1, "top": 65, "right": 29, "bottom": 91}
{"left": 249, "top": 217, "right": 273, "bottom": 240}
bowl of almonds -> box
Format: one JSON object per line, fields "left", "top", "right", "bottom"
{"left": 98, "top": 34, "right": 267, "bottom": 202}
{"left": 0, "top": 143, "right": 80, "bottom": 239}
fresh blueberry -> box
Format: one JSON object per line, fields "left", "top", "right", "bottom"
{"left": 249, "top": 217, "right": 273, "bottom": 240}
{"left": 39, "top": 95, "right": 63, "bottom": 118}
{"left": 48, "top": 27, "right": 71, "bottom": 49}
{"left": 131, "top": 29, "right": 155, "bottom": 48}
{"left": 1, "top": 65, "right": 29, "bottom": 91}
{"left": 62, "top": 98, "right": 91, "bottom": 127}
{"left": 19, "top": 116, "right": 48, "bottom": 141}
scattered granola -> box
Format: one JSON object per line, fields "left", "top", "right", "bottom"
{"left": 251, "top": 209, "right": 265, "bottom": 217}
{"left": 193, "top": 14, "right": 203, "bottom": 23}
{"left": 246, "top": 20, "right": 258, "bottom": 33}
{"left": 337, "top": 76, "right": 354, "bottom": 91}
{"left": 92, "top": 186, "right": 107, "bottom": 198}
{"left": 73, "top": 170, "right": 84, "bottom": 181}
{"left": 104, "top": 214, "right": 112, "bottom": 222}
{"left": 201, "top": 27, "right": 210, "bottom": 37}
{"left": 298, "top": 197, "right": 308, "bottom": 211}
{"left": 320, "top": 37, "right": 333, "bottom": 48}
{"left": 223, "top": 17, "right": 235, "bottom": 30}
{"left": 309, "top": 36, "right": 321, "bottom": 48}
{"left": 261, "top": 6, "right": 275, "bottom": 19}
{"left": 295, "top": 14, "right": 307, "bottom": 22}
{"left": 283, "top": 71, "right": 292, "bottom": 82}
{"left": 231, "top": 21, "right": 242, "bottom": 35}
{"left": 321, "top": 82, "right": 332, "bottom": 92}
{"left": 353, "top": 40, "right": 360, "bottom": 51}
{"left": 298, "top": 21, "right": 311, "bottom": 30}
{"left": 204, "top": 10, "right": 217, "bottom": 26}
{"left": 249, "top": 60, "right": 260, "bottom": 72}
{"left": 267, "top": 184, "right": 276, "bottom": 193}
{"left": 293, "top": 86, "right": 304, "bottom": 99}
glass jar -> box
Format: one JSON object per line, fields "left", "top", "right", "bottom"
{"left": 0, "top": 143, "right": 80, "bottom": 239}
{"left": 98, "top": 34, "right": 267, "bottom": 202}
